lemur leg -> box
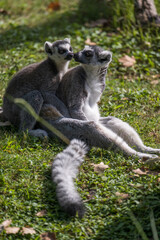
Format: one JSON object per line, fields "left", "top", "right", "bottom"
{"left": 18, "top": 90, "right": 48, "bottom": 138}
{"left": 41, "top": 117, "right": 158, "bottom": 159}
{"left": 99, "top": 116, "right": 160, "bottom": 154}
{"left": 42, "top": 92, "right": 71, "bottom": 118}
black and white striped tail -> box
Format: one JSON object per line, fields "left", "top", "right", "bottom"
{"left": 52, "top": 139, "right": 88, "bottom": 218}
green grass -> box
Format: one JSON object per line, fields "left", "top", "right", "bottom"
{"left": 0, "top": 1, "right": 160, "bottom": 239}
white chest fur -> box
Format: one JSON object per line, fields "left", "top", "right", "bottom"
{"left": 82, "top": 74, "right": 102, "bottom": 122}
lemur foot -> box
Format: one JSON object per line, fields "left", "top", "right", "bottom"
{"left": 137, "top": 153, "right": 158, "bottom": 160}
{"left": 28, "top": 129, "right": 48, "bottom": 139}
{"left": 143, "top": 157, "right": 160, "bottom": 164}
{"left": 143, "top": 147, "right": 160, "bottom": 155}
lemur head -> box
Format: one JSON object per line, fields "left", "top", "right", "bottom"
{"left": 74, "top": 45, "right": 112, "bottom": 68}
{"left": 44, "top": 38, "right": 73, "bottom": 63}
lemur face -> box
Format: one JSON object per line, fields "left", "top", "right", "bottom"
{"left": 74, "top": 45, "right": 112, "bottom": 67}
{"left": 44, "top": 38, "right": 73, "bottom": 62}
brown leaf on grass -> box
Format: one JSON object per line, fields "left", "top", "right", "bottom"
{"left": 21, "top": 227, "right": 36, "bottom": 235}
{"left": 85, "top": 38, "right": 96, "bottom": 46}
{"left": 47, "top": 1, "right": 60, "bottom": 11}
{"left": 150, "top": 80, "right": 159, "bottom": 85}
{"left": 151, "top": 74, "right": 160, "bottom": 79}
{"left": 0, "top": 8, "right": 8, "bottom": 15}
{"left": 121, "top": 97, "right": 129, "bottom": 101}
{"left": 1, "top": 219, "right": 12, "bottom": 228}
{"left": 132, "top": 168, "right": 147, "bottom": 175}
{"left": 36, "top": 210, "right": 47, "bottom": 217}
{"left": 5, "top": 227, "right": 20, "bottom": 234}
{"left": 118, "top": 55, "right": 136, "bottom": 67}
{"left": 91, "top": 162, "right": 109, "bottom": 173}
{"left": 40, "top": 232, "right": 56, "bottom": 240}
{"left": 115, "top": 192, "right": 129, "bottom": 199}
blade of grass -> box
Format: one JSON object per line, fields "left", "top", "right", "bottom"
{"left": 14, "top": 98, "right": 70, "bottom": 145}
{"left": 150, "top": 208, "right": 159, "bottom": 240}
{"left": 128, "top": 210, "right": 149, "bottom": 240}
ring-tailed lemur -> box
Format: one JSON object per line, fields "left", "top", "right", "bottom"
{"left": 2, "top": 38, "right": 73, "bottom": 138}
{"left": 42, "top": 45, "right": 160, "bottom": 159}
{"left": 40, "top": 45, "right": 160, "bottom": 217}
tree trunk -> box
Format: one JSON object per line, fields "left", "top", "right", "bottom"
{"left": 134, "top": 0, "right": 159, "bottom": 24}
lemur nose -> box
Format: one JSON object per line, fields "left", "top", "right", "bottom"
{"left": 107, "top": 53, "right": 112, "bottom": 62}
{"left": 73, "top": 53, "right": 78, "bottom": 58}
{"left": 69, "top": 52, "right": 74, "bottom": 57}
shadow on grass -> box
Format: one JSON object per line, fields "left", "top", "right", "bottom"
{"left": 43, "top": 169, "right": 160, "bottom": 238}
{"left": 0, "top": 0, "right": 135, "bottom": 51}
{"left": 91, "top": 190, "right": 160, "bottom": 240}
{"left": 42, "top": 167, "right": 75, "bottom": 221}
{"left": 41, "top": 141, "right": 160, "bottom": 238}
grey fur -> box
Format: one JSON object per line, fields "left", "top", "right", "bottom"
{"left": 2, "top": 39, "right": 73, "bottom": 137}
{"left": 52, "top": 139, "right": 88, "bottom": 217}
{"left": 43, "top": 117, "right": 160, "bottom": 158}
{"left": 40, "top": 46, "right": 160, "bottom": 217}
{"left": 57, "top": 45, "right": 112, "bottom": 121}
{"left": 41, "top": 45, "right": 160, "bottom": 160}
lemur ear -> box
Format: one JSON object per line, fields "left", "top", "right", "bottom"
{"left": 99, "top": 51, "right": 112, "bottom": 62}
{"left": 64, "top": 38, "right": 71, "bottom": 44}
{"left": 44, "top": 41, "right": 53, "bottom": 55}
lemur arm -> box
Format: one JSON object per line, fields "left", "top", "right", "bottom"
{"left": 42, "top": 92, "right": 70, "bottom": 118}
{"left": 66, "top": 76, "right": 89, "bottom": 121}
{"left": 67, "top": 90, "right": 88, "bottom": 120}
{"left": 68, "top": 101, "right": 88, "bottom": 121}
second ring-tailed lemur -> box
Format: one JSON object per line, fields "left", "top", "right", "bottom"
{"left": 2, "top": 38, "right": 73, "bottom": 137}
{"left": 40, "top": 45, "right": 160, "bottom": 217}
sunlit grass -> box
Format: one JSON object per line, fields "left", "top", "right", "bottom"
{"left": 0, "top": 0, "right": 160, "bottom": 239}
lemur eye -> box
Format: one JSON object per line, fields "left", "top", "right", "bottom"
{"left": 84, "top": 51, "right": 93, "bottom": 57}
{"left": 58, "top": 48, "right": 67, "bottom": 54}
{"left": 69, "top": 47, "right": 73, "bottom": 52}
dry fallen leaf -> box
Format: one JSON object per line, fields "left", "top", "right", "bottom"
{"left": 121, "top": 97, "right": 129, "bottom": 101}
{"left": 47, "top": 1, "right": 60, "bottom": 11}
{"left": 0, "top": 8, "right": 8, "bottom": 15}
{"left": 1, "top": 219, "right": 12, "bottom": 228}
{"left": 0, "top": 219, "right": 12, "bottom": 233}
{"left": 150, "top": 80, "right": 159, "bottom": 85}
{"left": 151, "top": 74, "right": 160, "bottom": 79}
{"left": 132, "top": 168, "right": 146, "bottom": 175}
{"left": 36, "top": 210, "right": 47, "bottom": 217}
{"left": 5, "top": 227, "right": 20, "bottom": 234}
{"left": 85, "top": 38, "right": 96, "bottom": 46}
{"left": 91, "top": 162, "right": 109, "bottom": 173}
{"left": 21, "top": 227, "right": 36, "bottom": 235}
{"left": 40, "top": 232, "right": 56, "bottom": 240}
{"left": 118, "top": 55, "right": 136, "bottom": 67}
{"left": 115, "top": 192, "right": 129, "bottom": 199}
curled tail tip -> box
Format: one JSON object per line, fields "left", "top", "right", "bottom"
{"left": 64, "top": 201, "right": 85, "bottom": 218}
